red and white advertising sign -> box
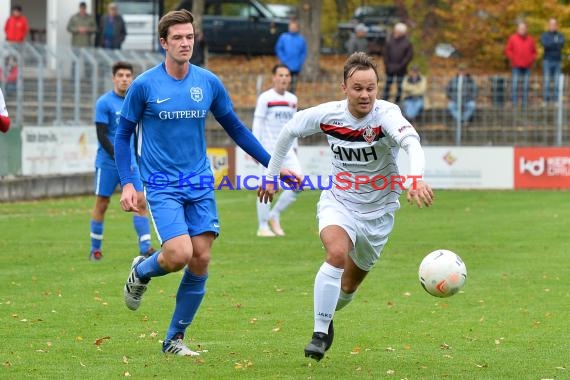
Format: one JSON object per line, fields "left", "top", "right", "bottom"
{"left": 514, "top": 147, "right": 570, "bottom": 189}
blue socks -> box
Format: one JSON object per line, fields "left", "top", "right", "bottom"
{"left": 90, "top": 220, "right": 103, "bottom": 252}
{"left": 133, "top": 215, "right": 152, "bottom": 254}
{"left": 166, "top": 269, "right": 208, "bottom": 341}
{"left": 135, "top": 251, "right": 168, "bottom": 280}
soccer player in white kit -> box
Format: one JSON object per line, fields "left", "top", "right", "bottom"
{"left": 258, "top": 52, "right": 434, "bottom": 361}
{"left": 253, "top": 64, "right": 301, "bottom": 237}
{"left": 0, "top": 89, "right": 10, "bottom": 133}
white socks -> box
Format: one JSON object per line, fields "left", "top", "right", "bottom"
{"left": 313, "top": 262, "right": 344, "bottom": 333}
{"left": 268, "top": 190, "right": 299, "bottom": 220}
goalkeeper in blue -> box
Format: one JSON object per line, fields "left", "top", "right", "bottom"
{"left": 90, "top": 61, "right": 155, "bottom": 261}
{"left": 114, "top": 9, "right": 299, "bottom": 356}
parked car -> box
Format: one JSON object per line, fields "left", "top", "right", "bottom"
{"left": 177, "top": 0, "right": 290, "bottom": 55}
{"left": 336, "top": 5, "right": 400, "bottom": 55}
{"left": 115, "top": 0, "right": 160, "bottom": 51}
{"left": 265, "top": 3, "right": 298, "bottom": 19}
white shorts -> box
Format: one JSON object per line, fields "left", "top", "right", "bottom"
{"left": 317, "top": 191, "right": 395, "bottom": 271}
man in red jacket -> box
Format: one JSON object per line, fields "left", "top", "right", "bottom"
{"left": 4, "top": 5, "right": 29, "bottom": 43}
{"left": 505, "top": 22, "right": 537, "bottom": 108}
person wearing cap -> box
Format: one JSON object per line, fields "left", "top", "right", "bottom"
{"left": 345, "top": 23, "right": 369, "bottom": 54}
{"left": 4, "top": 5, "right": 29, "bottom": 43}
{"left": 401, "top": 65, "right": 426, "bottom": 123}
{"left": 96, "top": 2, "right": 127, "bottom": 49}
{"left": 67, "top": 2, "right": 97, "bottom": 48}
{"left": 446, "top": 63, "right": 478, "bottom": 127}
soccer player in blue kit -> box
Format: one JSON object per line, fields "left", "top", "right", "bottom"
{"left": 114, "top": 9, "right": 299, "bottom": 356}
{"left": 90, "top": 61, "right": 155, "bottom": 261}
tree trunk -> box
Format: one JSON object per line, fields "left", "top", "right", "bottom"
{"left": 192, "top": 0, "right": 205, "bottom": 30}
{"left": 299, "top": 0, "right": 322, "bottom": 81}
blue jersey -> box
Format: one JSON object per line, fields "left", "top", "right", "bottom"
{"left": 94, "top": 90, "right": 136, "bottom": 169}
{"left": 121, "top": 63, "right": 233, "bottom": 186}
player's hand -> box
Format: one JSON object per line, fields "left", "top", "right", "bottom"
{"left": 406, "top": 180, "right": 434, "bottom": 208}
{"left": 279, "top": 168, "right": 302, "bottom": 191}
{"left": 120, "top": 183, "right": 139, "bottom": 212}
{"left": 257, "top": 180, "right": 278, "bottom": 204}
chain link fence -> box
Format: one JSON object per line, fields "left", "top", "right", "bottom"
{"left": 2, "top": 42, "right": 568, "bottom": 147}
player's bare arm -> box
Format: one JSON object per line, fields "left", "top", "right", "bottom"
{"left": 406, "top": 180, "right": 434, "bottom": 208}
{"left": 258, "top": 168, "right": 301, "bottom": 204}
{"left": 120, "top": 183, "right": 139, "bottom": 212}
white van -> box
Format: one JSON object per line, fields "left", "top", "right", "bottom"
{"left": 115, "top": 0, "right": 160, "bottom": 51}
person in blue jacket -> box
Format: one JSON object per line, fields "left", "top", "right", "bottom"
{"left": 275, "top": 18, "right": 307, "bottom": 94}
{"left": 540, "top": 18, "right": 565, "bottom": 103}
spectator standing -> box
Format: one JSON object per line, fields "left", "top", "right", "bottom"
{"left": 382, "top": 22, "right": 413, "bottom": 103}
{"left": 96, "top": 2, "right": 127, "bottom": 49}
{"left": 0, "top": 55, "right": 19, "bottom": 95}
{"left": 0, "top": 88, "right": 10, "bottom": 133}
{"left": 505, "top": 22, "right": 537, "bottom": 108}
{"left": 401, "top": 65, "right": 426, "bottom": 123}
{"left": 275, "top": 19, "right": 307, "bottom": 94}
{"left": 190, "top": 28, "right": 208, "bottom": 67}
{"left": 67, "top": 2, "right": 97, "bottom": 48}
{"left": 345, "top": 23, "right": 369, "bottom": 54}
{"left": 446, "top": 64, "right": 478, "bottom": 127}
{"left": 540, "top": 18, "right": 565, "bottom": 103}
{"left": 4, "top": 5, "right": 29, "bottom": 43}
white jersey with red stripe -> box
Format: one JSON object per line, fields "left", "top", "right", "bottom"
{"left": 253, "top": 88, "right": 298, "bottom": 152}
{"left": 271, "top": 99, "right": 421, "bottom": 220}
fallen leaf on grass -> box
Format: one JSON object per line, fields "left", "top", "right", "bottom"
{"left": 122, "top": 356, "right": 129, "bottom": 364}
{"left": 440, "top": 343, "right": 451, "bottom": 350}
{"left": 350, "top": 347, "right": 361, "bottom": 355}
{"left": 94, "top": 336, "right": 111, "bottom": 346}
{"left": 555, "top": 367, "right": 566, "bottom": 370}
{"left": 385, "top": 347, "right": 395, "bottom": 352}
{"left": 234, "top": 360, "right": 253, "bottom": 370}
{"left": 475, "top": 363, "right": 488, "bottom": 368}
{"left": 124, "top": 371, "right": 131, "bottom": 377}
{"left": 386, "top": 369, "right": 395, "bottom": 375}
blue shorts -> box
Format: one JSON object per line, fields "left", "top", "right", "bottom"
{"left": 94, "top": 166, "right": 143, "bottom": 197}
{"left": 145, "top": 186, "right": 220, "bottom": 245}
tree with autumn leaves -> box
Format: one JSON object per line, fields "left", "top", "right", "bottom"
{"left": 293, "top": 0, "right": 570, "bottom": 76}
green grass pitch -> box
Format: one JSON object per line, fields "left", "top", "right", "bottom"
{"left": 1, "top": 190, "right": 568, "bottom": 379}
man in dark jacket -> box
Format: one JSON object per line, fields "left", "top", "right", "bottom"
{"left": 96, "top": 2, "right": 127, "bottom": 49}
{"left": 382, "top": 23, "right": 413, "bottom": 103}
{"left": 446, "top": 64, "right": 478, "bottom": 127}
{"left": 540, "top": 18, "right": 565, "bottom": 103}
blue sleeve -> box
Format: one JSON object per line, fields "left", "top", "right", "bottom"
{"left": 215, "top": 111, "right": 270, "bottom": 167}
{"left": 114, "top": 116, "right": 137, "bottom": 185}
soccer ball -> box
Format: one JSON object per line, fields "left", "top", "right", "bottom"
{"left": 418, "top": 249, "right": 467, "bottom": 298}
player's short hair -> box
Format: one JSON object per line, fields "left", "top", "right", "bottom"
{"left": 343, "top": 52, "right": 379, "bottom": 83}
{"left": 112, "top": 61, "right": 134, "bottom": 76}
{"left": 272, "top": 63, "right": 290, "bottom": 75}
{"left": 158, "top": 9, "right": 194, "bottom": 40}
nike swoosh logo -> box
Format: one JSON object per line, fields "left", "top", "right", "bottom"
{"left": 213, "top": 223, "right": 220, "bottom": 228}
{"left": 156, "top": 98, "right": 171, "bottom": 104}
{"left": 178, "top": 320, "right": 191, "bottom": 325}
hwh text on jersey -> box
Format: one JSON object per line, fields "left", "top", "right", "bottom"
{"left": 330, "top": 143, "right": 378, "bottom": 162}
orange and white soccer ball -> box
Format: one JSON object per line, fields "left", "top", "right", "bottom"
{"left": 419, "top": 249, "right": 467, "bottom": 298}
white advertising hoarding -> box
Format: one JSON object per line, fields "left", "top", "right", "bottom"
{"left": 235, "top": 146, "right": 331, "bottom": 184}
{"left": 21, "top": 126, "right": 97, "bottom": 176}
{"left": 237, "top": 146, "right": 514, "bottom": 190}
{"left": 398, "top": 146, "right": 514, "bottom": 189}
